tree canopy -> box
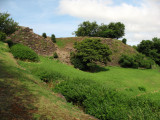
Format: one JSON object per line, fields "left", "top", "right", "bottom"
{"left": 0, "top": 12, "right": 18, "bottom": 35}
{"left": 74, "top": 21, "right": 125, "bottom": 39}
{"left": 70, "top": 38, "right": 112, "bottom": 71}
{"left": 137, "top": 37, "right": 160, "bottom": 65}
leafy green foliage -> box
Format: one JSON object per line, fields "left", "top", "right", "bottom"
{"left": 0, "top": 32, "right": 6, "bottom": 42}
{"left": 71, "top": 38, "right": 112, "bottom": 71}
{"left": 107, "top": 22, "right": 125, "bottom": 39}
{"left": 122, "top": 38, "right": 127, "bottom": 44}
{"left": 55, "top": 78, "right": 160, "bottom": 120}
{"left": 119, "top": 54, "right": 154, "bottom": 69}
{"left": 75, "top": 21, "right": 125, "bottom": 39}
{"left": 11, "top": 44, "right": 39, "bottom": 62}
{"left": 51, "top": 34, "right": 56, "bottom": 43}
{"left": 0, "top": 12, "right": 18, "bottom": 35}
{"left": 75, "top": 21, "right": 98, "bottom": 37}
{"left": 137, "top": 38, "right": 160, "bottom": 65}
{"left": 42, "top": 32, "right": 47, "bottom": 38}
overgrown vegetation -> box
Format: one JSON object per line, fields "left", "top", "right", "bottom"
{"left": 75, "top": 21, "right": 125, "bottom": 39}
{"left": 70, "top": 38, "right": 112, "bottom": 71}
{"left": 0, "top": 12, "right": 18, "bottom": 35}
{"left": 11, "top": 44, "right": 39, "bottom": 62}
{"left": 119, "top": 54, "right": 154, "bottom": 69}
{"left": 55, "top": 78, "right": 160, "bottom": 120}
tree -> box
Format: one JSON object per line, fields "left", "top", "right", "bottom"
{"left": 70, "top": 38, "right": 112, "bottom": 71}
{"left": 122, "top": 38, "right": 127, "bottom": 44}
{"left": 107, "top": 22, "right": 125, "bottom": 39}
{"left": 74, "top": 21, "right": 125, "bottom": 39}
{"left": 51, "top": 34, "right": 56, "bottom": 43}
{"left": 42, "top": 32, "right": 47, "bottom": 38}
{"left": 137, "top": 38, "right": 160, "bottom": 65}
{"left": 75, "top": 21, "right": 99, "bottom": 37}
{"left": 0, "top": 12, "right": 18, "bottom": 35}
{"left": 137, "top": 40, "right": 154, "bottom": 56}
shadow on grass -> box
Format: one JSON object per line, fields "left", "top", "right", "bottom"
{"left": 0, "top": 60, "right": 38, "bottom": 120}
{"left": 90, "top": 65, "right": 110, "bottom": 73}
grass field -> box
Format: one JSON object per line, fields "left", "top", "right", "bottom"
{"left": 19, "top": 56, "right": 160, "bottom": 97}
{"left": 1, "top": 41, "right": 160, "bottom": 120}
{"left": 0, "top": 42, "right": 97, "bottom": 120}
{"left": 18, "top": 55, "right": 160, "bottom": 120}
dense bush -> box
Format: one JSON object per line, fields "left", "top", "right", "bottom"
{"left": 122, "top": 38, "right": 127, "bottom": 44}
{"left": 70, "top": 38, "right": 112, "bottom": 71}
{"left": 55, "top": 78, "right": 160, "bottom": 120}
{"left": 0, "top": 12, "right": 18, "bottom": 35}
{"left": 11, "top": 44, "right": 39, "bottom": 62}
{"left": 51, "top": 34, "right": 56, "bottom": 43}
{"left": 42, "top": 32, "right": 47, "bottom": 38}
{"left": 119, "top": 54, "right": 154, "bottom": 69}
{"left": 0, "top": 32, "right": 6, "bottom": 42}
{"left": 74, "top": 21, "right": 125, "bottom": 39}
{"left": 137, "top": 37, "right": 160, "bottom": 65}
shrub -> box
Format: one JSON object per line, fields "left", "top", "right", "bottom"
{"left": 70, "top": 52, "right": 86, "bottom": 70}
{"left": 11, "top": 44, "right": 39, "bottom": 62}
{"left": 53, "top": 52, "right": 58, "bottom": 58}
{"left": 55, "top": 78, "right": 160, "bottom": 120}
{"left": 42, "top": 33, "right": 47, "bottom": 38}
{"left": 119, "top": 55, "right": 138, "bottom": 68}
{"left": 0, "top": 12, "right": 18, "bottom": 35}
{"left": 51, "top": 34, "right": 56, "bottom": 43}
{"left": 70, "top": 38, "right": 112, "bottom": 71}
{"left": 122, "top": 38, "right": 127, "bottom": 44}
{"left": 119, "top": 54, "right": 154, "bottom": 69}
{"left": 0, "top": 32, "right": 6, "bottom": 42}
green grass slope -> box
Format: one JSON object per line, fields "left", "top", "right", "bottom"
{"left": 19, "top": 54, "right": 160, "bottom": 119}
{"left": 0, "top": 42, "right": 97, "bottom": 120}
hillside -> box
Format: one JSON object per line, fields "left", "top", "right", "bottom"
{"left": 7, "top": 26, "right": 56, "bottom": 56}
{"left": 7, "top": 26, "right": 137, "bottom": 66}
{"left": 0, "top": 42, "right": 97, "bottom": 120}
{"left": 55, "top": 37, "right": 137, "bottom": 66}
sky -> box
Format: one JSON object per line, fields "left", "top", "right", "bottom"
{"left": 0, "top": 0, "right": 160, "bottom": 45}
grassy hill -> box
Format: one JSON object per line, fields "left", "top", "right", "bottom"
{"left": 1, "top": 40, "right": 160, "bottom": 119}
{"left": 55, "top": 37, "right": 137, "bottom": 66}
{"left": 0, "top": 42, "right": 97, "bottom": 120}
{"left": 18, "top": 48, "right": 160, "bottom": 120}
{"left": 7, "top": 27, "right": 137, "bottom": 66}
{"left": 1, "top": 27, "right": 160, "bottom": 119}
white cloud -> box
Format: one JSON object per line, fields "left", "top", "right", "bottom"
{"left": 58, "top": 0, "right": 160, "bottom": 45}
